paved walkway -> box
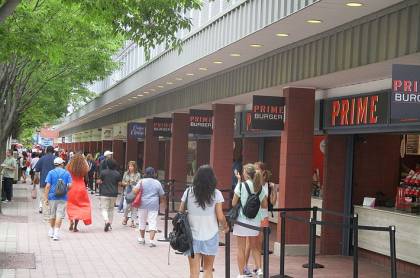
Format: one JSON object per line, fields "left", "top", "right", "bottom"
{"left": 0, "top": 182, "right": 416, "bottom": 278}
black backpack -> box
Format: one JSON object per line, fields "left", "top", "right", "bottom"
{"left": 169, "top": 188, "right": 194, "bottom": 258}
{"left": 242, "top": 182, "right": 262, "bottom": 219}
{"left": 54, "top": 171, "right": 67, "bottom": 197}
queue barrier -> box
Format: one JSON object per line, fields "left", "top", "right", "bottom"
{"left": 225, "top": 219, "right": 271, "bottom": 278}
{"left": 268, "top": 207, "right": 397, "bottom": 278}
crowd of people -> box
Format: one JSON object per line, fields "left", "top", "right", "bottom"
{"left": 1, "top": 145, "right": 277, "bottom": 278}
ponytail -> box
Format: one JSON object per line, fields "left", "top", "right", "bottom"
{"left": 253, "top": 170, "right": 263, "bottom": 193}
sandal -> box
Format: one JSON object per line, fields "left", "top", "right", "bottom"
{"left": 122, "top": 217, "right": 128, "bottom": 225}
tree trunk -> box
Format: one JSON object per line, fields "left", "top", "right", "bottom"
{"left": 0, "top": 137, "right": 7, "bottom": 214}
{"left": 0, "top": 0, "right": 20, "bottom": 23}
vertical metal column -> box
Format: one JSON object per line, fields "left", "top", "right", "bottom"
{"left": 353, "top": 214, "right": 359, "bottom": 278}
{"left": 389, "top": 226, "right": 397, "bottom": 278}
{"left": 263, "top": 226, "right": 270, "bottom": 278}
{"left": 225, "top": 225, "right": 231, "bottom": 278}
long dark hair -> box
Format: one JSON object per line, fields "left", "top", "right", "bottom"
{"left": 192, "top": 165, "right": 217, "bottom": 210}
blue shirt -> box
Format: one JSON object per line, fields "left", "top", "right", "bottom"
{"left": 35, "top": 154, "right": 56, "bottom": 188}
{"left": 45, "top": 168, "right": 72, "bottom": 201}
{"left": 135, "top": 178, "right": 164, "bottom": 211}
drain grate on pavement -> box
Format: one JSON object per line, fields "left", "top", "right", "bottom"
{"left": 0, "top": 215, "right": 28, "bottom": 223}
{"left": 0, "top": 252, "right": 36, "bottom": 269}
{"left": 12, "top": 197, "right": 29, "bottom": 202}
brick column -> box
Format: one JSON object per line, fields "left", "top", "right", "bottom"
{"left": 83, "top": 142, "right": 89, "bottom": 154}
{"left": 320, "top": 135, "right": 347, "bottom": 255}
{"left": 112, "top": 140, "right": 124, "bottom": 170}
{"left": 143, "top": 119, "right": 159, "bottom": 171}
{"left": 242, "top": 138, "right": 259, "bottom": 164}
{"left": 164, "top": 141, "right": 171, "bottom": 181}
{"left": 277, "top": 87, "right": 315, "bottom": 249}
{"left": 126, "top": 135, "right": 138, "bottom": 166}
{"left": 102, "top": 140, "right": 112, "bottom": 153}
{"left": 169, "top": 113, "right": 189, "bottom": 191}
{"left": 210, "top": 104, "right": 235, "bottom": 196}
{"left": 196, "top": 139, "right": 210, "bottom": 168}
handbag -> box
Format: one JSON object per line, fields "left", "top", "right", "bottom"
{"left": 227, "top": 183, "right": 242, "bottom": 223}
{"left": 132, "top": 180, "right": 143, "bottom": 208}
{"left": 31, "top": 185, "right": 37, "bottom": 199}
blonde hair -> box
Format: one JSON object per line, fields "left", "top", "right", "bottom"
{"left": 127, "top": 161, "right": 137, "bottom": 173}
{"left": 243, "top": 163, "right": 263, "bottom": 193}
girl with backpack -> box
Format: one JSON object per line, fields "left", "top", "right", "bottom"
{"left": 232, "top": 163, "right": 268, "bottom": 278}
{"left": 179, "top": 165, "right": 229, "bottom": 278}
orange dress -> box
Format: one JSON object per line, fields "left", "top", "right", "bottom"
{"left": 67, "top": 175, "right": 92, "bottom": 225}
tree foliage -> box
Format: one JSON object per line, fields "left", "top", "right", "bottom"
{"left": 0, "top": 0, "right": 123, "bottom": 149}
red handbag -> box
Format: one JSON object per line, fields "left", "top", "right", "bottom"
{"left": 132, "top": 180, "right": 143, "bottom": 208}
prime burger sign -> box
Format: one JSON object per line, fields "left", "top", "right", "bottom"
{"left": 323, "top": 92, "right": 388, "bottom": 129}
{"left": 251, "top": 95, "right": 285, "bottom": 130}
{"left": 391, "top": 64, "right": 420, "bottom": 123}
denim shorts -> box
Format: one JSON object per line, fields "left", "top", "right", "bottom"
{"left": 184, "top": 233, "right": 219, "bottom": 256}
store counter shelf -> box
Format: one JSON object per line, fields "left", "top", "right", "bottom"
{"left": 354, "top": 205, "right": 420, "bottom": 266}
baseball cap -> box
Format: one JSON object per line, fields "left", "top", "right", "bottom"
{"left": 54, "top": 157, "right": 65, "bottom": 165}
{"left": 145, "top": 167, "right": 155, "bottom": 177}
{"left": 104, "top": 150, "right": 113, "bottom": 157}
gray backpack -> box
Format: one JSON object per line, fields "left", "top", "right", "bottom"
{"left": 54, "top": 171, "right": 67, "bottom": 197}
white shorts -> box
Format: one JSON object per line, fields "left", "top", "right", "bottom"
{"left": 138, "top": 209, "right": 158, "bottom": 231}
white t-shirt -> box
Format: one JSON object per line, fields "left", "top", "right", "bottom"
{"left": 181, "top": 188, "right": 224, "bottom": 241}
{"left": 30, "top": 157, "right": 39, "bottom": 170}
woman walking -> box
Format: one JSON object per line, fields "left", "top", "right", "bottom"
{"left": 122, "top": 161, "right": 141, "bottom": 227}
{"left": 180, "top": 165, "right": 229, "bottom": 278}
{"left": 232, "top": 163, "right": 267, "bottom": 278}
{"left": 98, "top": 159, "right": 122, "bottom": 232}
{"left": 66, "top": 154, "right": 92, "bottom": 232}
{"left": 86, "top": 154, "right": 96, "bottom": 194}
{"left": 132, "top": 167, "right": 164, "bottom": 247}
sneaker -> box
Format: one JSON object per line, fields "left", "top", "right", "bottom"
{"left": 149, "top": 241, "right": 156, "bottom": 248}
{"left": 53, "top": 234, "right": 59, "bottom": 241}
{"left": 256, "top": 269, "right": 263, "bottom": 277}
{"left": 104, "top": 223, "right": 111, "bottom": 232}
{"left": 1, "top": 200, "right": 7, "bottom": 203}
{"left": 243, "top": 267, "right": 252, "bottom": 276}
{"left": 137, "top": 237, "right": 145, "bottom": 245}
{"left": 38, "top": 208, "right": 42, "bottom": 214}
{"left": 48, "top": 229, "right": 54, "bottom": 238}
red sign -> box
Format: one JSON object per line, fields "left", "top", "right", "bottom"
{"left": 324, "top": 92, "right": 388, "bottom": 129}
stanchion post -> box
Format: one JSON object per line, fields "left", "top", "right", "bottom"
{"left": 280, "top": 212, "right": 286, "bottom": 277}
{"left": 353, "top": 214, "right": 359, "bottom": 278}
{"left": 389, "top": 225, "right": 397, "bottom": 278}
{"left": 303, "top": 207, "right": 324, "bottom": 269}
{"left": 263, "top": 226, "right": 270, "bottom": 278}
{"left": 225, "top": 224, "right": 231, "bottom": 278}
{"left": 158, "top": 187, "right": 170, "bottom": 242}
{"left": 308, "top": 218, "right": 316, "bottom": 278}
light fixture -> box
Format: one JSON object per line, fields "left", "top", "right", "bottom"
{"left": 150, "top": 89, "right": 156, "bottom": 92}
{"left": 186, "top": 73, "right": 194, "bottom": 76}
{"left": 213, "top": 61, "right": 223, "bottom": 64}
{"left": 157, "top": 85, "right": 164, "bottom": 88}
{"left": 166, "top": 81, "right": 174, "bottom": 85}
{"left": 250, "top": 44, "right": 263, "bottom": 48}
{"left": 276, "top": 33, "right": 289, "bottom": 37}
{"left": 143, "top": 91, "right": 150, "bottom": 94}
{"left": 132, "top": 96, "right": 137, "bottom": 99}
{"left": 175, "top": 77, "right": 183, "bottom": 81}
{"left": 306, "top": 19, "right": 322, "bottom": 24}
{"left": 198, "top": 67, "right": 208, "bottom": 71}
{"left": 137, "top": 94, "right": 144, "bottom": 97}
{"left": 230, "top": 53, "right": 241, "bottom": 57}
{"left": 346, "top": 2, "right": 363, "bottom": 7}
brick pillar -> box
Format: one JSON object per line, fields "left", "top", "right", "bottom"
{"left": 102, "top": 140, "right": 112, "bottom": 153}
{"left": 169, "top": 113, "right": 189, "bottom": 191}
{"left": 210, "top": 104, "right": 235, "bottom": 198}
{"left": 87, "top": 142, "right": 94, "bottom": 154}
{"left": 196, "top": 139, "right": 210, "bottom": 168}
{"left": 143, "top": 119, "right": 159, "bottom": 171}
{"left": 277, "top": 87, "right": 315, "bottom": 247}
{"left": 242, "top": 138, "right": 259, "bottom": 164}
{"left": 164, "top": 141, "right": 171, "bottom": 181}
{"left": 112, "top": 140, "right": 124, "bottom": 170}
{"left": 126, "top": 136, "right": 138, "bottom": 166}
{"left": 320, "top": 135, "right": 347, "bottom": 255}
{"left": 83, "top": 142, "right": 89, "bottom": 154}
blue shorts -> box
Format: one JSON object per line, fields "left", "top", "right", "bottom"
{"left": 184, "top": 233, "right": 219, "bottom": 256}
